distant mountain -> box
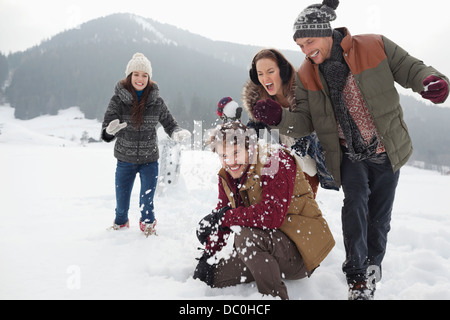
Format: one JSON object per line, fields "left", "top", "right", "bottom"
{"left": 400, "top": 95, "right": 450, "bottom": 168}
{"left": 1, "top": 13, "right": 302, "bottom": 128}
{"left": 1, "top": 13, "right": 450, "bottom": 168}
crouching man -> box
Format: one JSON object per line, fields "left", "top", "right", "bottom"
{"left": 193, "top": 121, "right": 335, "bottom": 299}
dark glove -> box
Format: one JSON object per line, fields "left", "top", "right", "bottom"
{"left": 193, "top": 251, "right": 216, "bottom": 286}
{"left": 253, "top": 99, "right": 282, "bottom": 126}
{"left": 421, "top": 75, "right": 449, "bottom": 104}
{"left": 196, "top": 206, "right": 231, "bottom": 245}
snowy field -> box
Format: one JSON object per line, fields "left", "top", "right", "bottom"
{"left": 1, "top": 105, "right": 449, "bottom": 300}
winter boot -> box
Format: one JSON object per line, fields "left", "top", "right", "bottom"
{"left": 140, "top": 219, "right": 157, "bottom": 237}
{"left": 107, "top": 220, "right": 130, "bottom": 231}
{"left": 348, "top": 281, "right": 375, "bottom": 300}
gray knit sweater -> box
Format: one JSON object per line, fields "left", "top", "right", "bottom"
{"left": 101, "top": 81, "right": 180, "bottom": 164}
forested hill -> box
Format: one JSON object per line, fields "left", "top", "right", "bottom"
{"left": 0, "top": 13, "right": 449, "bottom": 168}
{"left": 400, "top": 95, "right": 450, "bottom": 170}
{"left": 0, "top": 13, "right": 301, "bottom": 127}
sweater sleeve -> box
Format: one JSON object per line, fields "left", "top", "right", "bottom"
{"left": 216, "top": 176, "right": 232, "bottom": 210}
{"left": 203, "top": 177, "right": 233, "bottom": 256}
{"left": 157, "top": 97, "right": 181, "bottom": 138}
{"left": 271, "top": 73, "right": 314, "bottom": 139}
{"left": 221, "top": 150, "right": 296, "bottom": 230}
{"left": 101, "top": 95, "right": 122, "bottom": 143}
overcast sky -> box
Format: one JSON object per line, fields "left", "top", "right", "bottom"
{"left": 1, "top": 0, "right": 449, "bottom": 106}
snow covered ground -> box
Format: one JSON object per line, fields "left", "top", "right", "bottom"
{"left": 1, "top": 105, "right": 449, "bottom": 300}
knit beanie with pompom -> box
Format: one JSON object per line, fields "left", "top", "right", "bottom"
{"left": 125, "top": 53, "right": 152, "bottom": 78}
{"left": 293, "top": 0, "right": 340, "bottom": 40}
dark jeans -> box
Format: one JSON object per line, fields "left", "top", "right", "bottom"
{"left": 114, "top": 160, "right": 158, "bottom": 225}
{"left": 340, "top": 152, "right": 400, "bottom": 284}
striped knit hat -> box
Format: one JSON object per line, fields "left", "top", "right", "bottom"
{"left": 293, "top": 0, "right": 339, "bottom": 40}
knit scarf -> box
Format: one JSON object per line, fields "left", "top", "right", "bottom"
{"left": 319, "top": 30, "right": 379, "bottom": 162}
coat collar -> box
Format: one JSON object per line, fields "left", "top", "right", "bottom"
{"left": 337, "top": 27, "right": 352, "bottom": 54}
{"left": 115, "top": 81, "right": 160, "bottom": 105}
{"left": 242, "top": 78, "right": 297, "bottom": 121}
{"left": 303, "top": 27, "right": 352, "bottom": 66}
{"left": 217, "top": 145, "right": 262, "bottom": 191}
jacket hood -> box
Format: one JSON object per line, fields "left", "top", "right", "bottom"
{"left": 114, "top": 81, "right": 160, "bottom": 105}
{"left": 242, "top": 80, "right": 262, "bottom": 121}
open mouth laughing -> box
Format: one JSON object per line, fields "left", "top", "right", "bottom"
{"left": 308, "top": 50, "right": 319, "bottom": 59}
{"left": 227, "top": 164, "right": 242, "bottom": 172}
{"left": 265, "top": 82, "right": 274, "bottom": 92}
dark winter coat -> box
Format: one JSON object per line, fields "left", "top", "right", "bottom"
{"left": 101, "top": 81, "right": 180, "bottom": 164}
{"left": 273, "top": 28, "right": 449, "bottom": 187}
{"left": 207, "top": 145, "right": 335, "bottom": 272}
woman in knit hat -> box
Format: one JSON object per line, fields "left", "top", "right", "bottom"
{"left": 102, "top": 52, "right": 191, "bottom": 237}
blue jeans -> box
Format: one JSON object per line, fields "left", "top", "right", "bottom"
{"left": 340, "top": 152, "right": 400, "bottom": 284}
{"left": 114, "top": 160, "right": 158, "bottom": 225}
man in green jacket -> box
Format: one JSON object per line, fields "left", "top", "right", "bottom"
{"left": 252, "top": 0, "right": 449, "bottom": 300}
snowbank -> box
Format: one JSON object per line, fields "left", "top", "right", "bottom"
{"left": 1, "top": 105, "right": 449, "bottom": 300}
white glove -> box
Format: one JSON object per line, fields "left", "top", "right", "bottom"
{"left": 172, "top": 129, "right": 191, "bottom": 142}
{"left": 106, "top": 119, "right": 127, "bottom": 135}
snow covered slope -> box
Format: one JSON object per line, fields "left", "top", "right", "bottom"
{"left": 1, "top": 105, "right": 449, "bottom": 300}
